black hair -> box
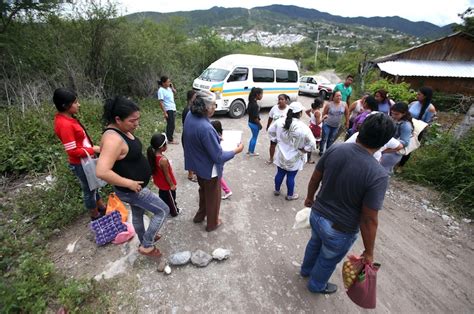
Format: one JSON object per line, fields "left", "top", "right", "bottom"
{"left": 147, "top": 133, "right": 167, "bottom": 173}
{"left": 53, "top": 88, "right": 77, "bottom": 112}
{"left": 417, "top": 86, "right": 433, "bottom": 120}
{"left": 346, "top": 75, "right": 354, "bottom": 80}
{"left": 357, "top": 113, "right": 396, "bottom": 149}
{"left": 102, "top": 96, "right": 140, "bottom": 126}
{"left": 391, "top": 102, "right": 413, "bottom": 128}
{"left": 187, "top": 90, "right": 196, "bottom": 103}
{"left": 284, "top": 109, "right": 302, "bottom": 130}
{"left": 375, "top": 89, "right": 388, "bottom": 103}
{"left": 311, "top": 98, "right": 323, "bottom": 109}
{"left": 211, "top": 120, "right": 223, "bottom": 135}
{"left": 365, "top": 95, "right": 378, "bottom": 111}
{"left": 159, "top": 76, "right": 169, "bottom": 85}
{"left": 278, "top": 93, "right": 290, "bottom": 102}
{"left": 248, "top": 87, "right": 263, "bottom": 103}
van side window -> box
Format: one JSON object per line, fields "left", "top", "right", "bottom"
{"left": 253, "top": 68, "right": 274, "bottom": 83}
{"left": 276, "top": 70, "right": 298, "bottom": 83}
{"left": 300, "top": 77, "right": 307, "bottom": 83}
{"left": 227, "top": 67, "right": 249, "bottom": 82}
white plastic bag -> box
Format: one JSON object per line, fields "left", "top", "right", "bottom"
{"left": 81, "top": 149, "right": 107, "bottom": 191}
{"left": 293, "top": 207, "right": 311, "bottom": 230}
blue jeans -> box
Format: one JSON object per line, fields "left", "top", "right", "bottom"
{"left": 69, "top": 164, "right": 101, "bottom": 210}
{"left": 380, "top": 152, "right": 403, "bottom": 174}
{"left": 115, "top": 187, "right": 170, "bottom": 248}
{"left": 301, "top": 210, "right": 357, "bottom": 292}
{"left": 248, "top": 122, "right": 260, "bottom": 153}
{"left": 320, "top": 123, "right": 340, "bottom": 154}
{"left": 274, "top": 166, "right": 298, "bottom": 196}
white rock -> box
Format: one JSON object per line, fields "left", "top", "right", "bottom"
{"left": 291, "top": 261, "right": 301, "bottom": 267}
{"left": 441, "top": 215, "right": 451, "bottom": 222}
{"left": 446, "top": 254, "right": 455, "bottom": 259}
{"left": 191, "top": 250, "right": 213, "bottom": 267}
{"left": 462, "top": 218, "right": 471, "bottom": 223}
{"left": 212, "top": 248, "right": 231, "bottom": 260}
{"left": 164, "top": 265, "right": 172, "bottom": 275}
{"left": 168, "top": 251, "right": 192, "bottom": 266}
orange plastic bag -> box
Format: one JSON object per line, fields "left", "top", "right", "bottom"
{"left": 106, "top": 193, "right": 128, "bottom": 223}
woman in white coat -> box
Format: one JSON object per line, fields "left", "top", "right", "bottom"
{"left": 268, "top": 102, "right": 316, "bottom": 200}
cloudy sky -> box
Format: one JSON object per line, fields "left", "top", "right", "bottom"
{"left": 117, "top": 0, "right": 473, "bottom": 26}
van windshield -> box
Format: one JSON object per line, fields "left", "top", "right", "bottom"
{"left": 199, "top": 68, "right": 230, "bottom": 82}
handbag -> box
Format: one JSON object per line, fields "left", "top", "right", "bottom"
{"left": 90, "top": 210, "right": 128, "bottom": 246}
{"left": 398, "top": 118, "right": 428, "bottom": 156}
{"left": 80, "top": 149, "right": 107, "bottom": 191}
{"left": 106, "top": 192, "right": 129, "bottom": 223}
{"left": 346, "top": 261, "right": 381, "bottom": 309}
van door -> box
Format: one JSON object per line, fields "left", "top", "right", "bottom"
{"left": 224, "top": 67, "right": 249, "bottom": 117}
{"left": 276, "top": 69, "right": 299, "bottom": 102}
{"left": 252, "top": 68, "right": 275, "bottom": 108}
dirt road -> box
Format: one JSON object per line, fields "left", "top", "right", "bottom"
{"left": 50, "top": 95, "right": 474, "bottom": 313}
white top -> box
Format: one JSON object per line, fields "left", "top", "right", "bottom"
{"left": 346, "top": 132, "right": 401, "bottom": 162}
{"left": 269, "top": 105, "right": 289, "bottom": 122}
{"left": 268, "top": 118, "right": 316, "bottom": 171}
{"left": 309, "top": 109, "right": 322, "bottom": 127}
{"left": 350, "top": 100, "right": 364, "bottom": 121}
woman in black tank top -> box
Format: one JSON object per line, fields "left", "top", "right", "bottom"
{"left": 97, "top": 97, "right": 169, "bottom": 259}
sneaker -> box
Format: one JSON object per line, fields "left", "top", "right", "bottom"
{"left": 247, "top": 152, "right": 259, "bottom": 156}
{"left": 222, "top": 191, "right": 233, "bottom": 199}
{"left": 309, "top": 282, "right": 338, "bottom": 294}
{"left": 285, "top": 193, "right": 299, "bottom": 201}
{"left": 274, "top": 190, "right": 281, "bottom": 196}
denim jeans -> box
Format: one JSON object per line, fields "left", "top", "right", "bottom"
{"left": 69, "top": 164, "right": 101, "bottom": 210}
{"left": 166, "top": 110, "right": 176, "bottom": 142}
{"left": 115, "top": 187, "right": 169, "bottom": 248}
{"left": 320, "top": 123, "right": 340, "bottom": 154}
{"left": 248, "top": 122, "right": 260, "bottom": 153}
{"left": 274, "top": 166, "right": 298, "bottom": 196}
{"left": 380, "top": 152, "right": 403, "bottom": 174}
{"left": 301, "top": 210, "right": 357, "bottom": 292}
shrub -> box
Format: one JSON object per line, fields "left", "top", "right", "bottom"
{"left": 366, "top": 78, "right": 416, "bottom": 103}
{"left": 402, "top": 127, "right": 474, "bottom": 218}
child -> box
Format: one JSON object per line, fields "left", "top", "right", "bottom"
{"left": 211, "top": 120, "right": 232, "bottom": 200}
{"left": 305, "top": 98, "right": 323, "bottom": 163}
{"left": 147, "top": 133, "right": 180, "bottom": 216}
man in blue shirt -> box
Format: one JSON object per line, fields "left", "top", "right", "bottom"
{"left": 301, "top": 113, "right": 395, "bottom": 294}
{"left": 158, "top": 76, "right": 178, "bottom": 143}
{"left": 331, "top": 75, "right": 354, "bottom": 104}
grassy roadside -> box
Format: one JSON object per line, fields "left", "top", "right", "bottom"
{"left": 0, "top": 98, "right": 166, "bottom": 312}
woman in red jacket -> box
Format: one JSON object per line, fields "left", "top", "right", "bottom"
{"left": 53, "top": 88, "right": 105, "bottom": 220}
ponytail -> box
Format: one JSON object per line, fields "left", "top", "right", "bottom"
{"left": 284, "top": 109, "right": 294, "bottom": 130}
{"left": 146, "top": 146, "right": 156, "bottom": 173}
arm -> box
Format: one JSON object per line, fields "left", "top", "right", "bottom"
{"left": 346, "top": 95, "right": 351, "bottom": 106}
{"left": 315, "top": 110, "right": 322, "bottom": 125}
{"left": 348, "top": 101, "right": 357, "bottom": 114}
{"left": 96, "top": 132, "right": 143, "bottom": 192}
{"left": 268, "top": 119, "right": 277, "bottom": 139}
{"left": 304, "top": 169, "right": 323, "bottom": 207}
{"left": 57, "top": 125, "right": 99, "bottom": 158}
{"left": 266, "top": 117, "right": 273, "bottom": 131}
{"left": 359, "top": 205, "right": 378, "bottom": 263}
{"left": 159, "top": 100, "right": 168, "bottom": 119}
{"left": 305, "top": 108, "right": 312, "bottom": 118}
{"left": 159, "top": 157, "right": 176, "bottom": 191}
{"left": 398, "top": 122, "right": 413, "bottom": 147}
{"left": 322, "top": 104, "right": 329, "bottom": 121}
{"left": 344, "top": 104, "right": 350, "bottom": 129}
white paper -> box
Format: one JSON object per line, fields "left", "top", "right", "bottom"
{"left": 221, "top": 130, "right": 242, "bottom": 151}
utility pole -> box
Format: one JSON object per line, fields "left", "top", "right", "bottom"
{"left": 314, "top": 31, "right": 319, "bottom": 72}
{"left": 326, "top": 43, "right": 330, "bottom": 63}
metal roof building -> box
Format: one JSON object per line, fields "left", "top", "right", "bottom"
{"left": 366, "top": 32, "right": 474, "bottom": 95}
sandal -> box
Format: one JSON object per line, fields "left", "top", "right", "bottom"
{"left": 138, "top": 246, "right": 162, "bottom": 259}
{"left": 307, "top": 160, "right": 315, "bottom": 164}
{"left": 154, "top": 234, "right": 162, "bottom": 242}
{"left": 206, "top": 219, "right": 223, "bottom": 232}
{"left": 187, "top": 176, "right": 198, "bottom": 182}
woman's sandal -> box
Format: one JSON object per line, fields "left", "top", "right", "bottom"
{"left": 138, "top": 246, "right": 162, "bottom": 259}
{"left": 187, "top": 176, "right": 198, "bottom": 182}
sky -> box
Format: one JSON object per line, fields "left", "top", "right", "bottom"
{"left": 117, "top": 0, "right": 473, "bottom": 26}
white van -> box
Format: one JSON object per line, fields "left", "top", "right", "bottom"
{"left": 192, "top": 54, "right": 299, "bottom": 118}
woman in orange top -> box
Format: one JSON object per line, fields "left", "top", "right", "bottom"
{"left": 147, "top": 133, "right": 180, "bottom": 217}
{"left": 53, "top": 88, "right": 105, "bottom": 220}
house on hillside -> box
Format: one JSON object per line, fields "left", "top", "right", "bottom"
{"left": 363, "top": 32, "right": 474, "bottom": 95}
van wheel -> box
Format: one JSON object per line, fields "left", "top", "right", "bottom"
{"left": 228, "top": 100, "right": 246, "bottom": 119}
{"left": 319, "top": 90, "right": 327, "bottom": 99}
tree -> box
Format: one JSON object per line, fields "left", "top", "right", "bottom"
{"left": 454, "top": 7, "right": 473, "bottom": 35}
{"left": 0, "top": 0, "right": 59, "bottom": 33}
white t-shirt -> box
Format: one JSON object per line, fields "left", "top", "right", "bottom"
{"left": 346, "top": 132, "right": 401, "bottom": 162}
{"left": 269, "top": 105, "right": 289, "bottom": 122}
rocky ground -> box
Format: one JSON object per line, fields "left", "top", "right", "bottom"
{"left": 47, "top": 94, "right": 474, "bottom": 313}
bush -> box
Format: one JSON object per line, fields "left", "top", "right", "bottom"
{"left": 402, "top": 126, "right": 474, "bottom": 218}
{"left": 366, "top": 78, "right": 416, "bottom": 103}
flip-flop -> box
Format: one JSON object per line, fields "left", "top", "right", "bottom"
{"left": 307, "top": 160, "right": 315, "bottom": 164}
{"left": 206, "top": 219, "right": 223, "bottom": 232}
{"left": 138, "top": 246, "right": 162, "bottom": 259}
{"left": 188, "top": 176, "right": 198, "bottom": 182}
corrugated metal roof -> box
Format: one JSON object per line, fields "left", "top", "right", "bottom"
{"left": 377, "top": 60, "right": 474, "bottom": 78}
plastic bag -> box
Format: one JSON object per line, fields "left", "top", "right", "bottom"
{"left": 80, "top": 149, "right": 107, "bottom": 191}
{"left": 342, "top": 255, "right": 365, "bottom": 289}
{"left": 106, "top": 193, "right": 128, "bottom": 223}
{"left": 347, "top": 262, "right": 381, "bottom": 309}
{"left": 90, "top": 210, "right": 127, "bottom": 246}
{"left": 293, "top": 207, "right": 311, "bottom": 229}
{"left": 112, "top": 222, "right": 135, "bottom": 244}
